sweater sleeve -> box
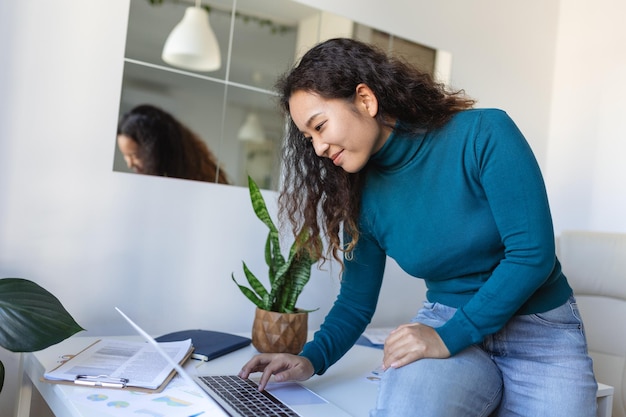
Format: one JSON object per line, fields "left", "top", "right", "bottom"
{"left": 300, "top": 229, "right": 387, "bottom": 374}
{"left": 435, "top": 110, "right": 561, "bottom": 355}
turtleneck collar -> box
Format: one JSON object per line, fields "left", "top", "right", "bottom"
{"left": 369, "top": 122, "right": 426, "bottom": 171}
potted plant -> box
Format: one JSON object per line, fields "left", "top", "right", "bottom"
{"left": 232, "top": 176, "right": 320, "bottom": 354}
{"left": 0, "top": 278, "right": 83, "bottom": 392}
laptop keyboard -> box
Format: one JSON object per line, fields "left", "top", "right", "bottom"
{"left": 198, "top": 375, "right": 299, "bottom": 417}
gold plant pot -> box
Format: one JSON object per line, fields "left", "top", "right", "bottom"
{"left": 252, "top": 307, "right": 308, "bottom": 354}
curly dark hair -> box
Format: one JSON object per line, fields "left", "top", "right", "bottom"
{"left": 276, "top": 38, "right": 475, "bottom": 264}
{"left": 117, "top": 104, "right": 229, "bottom": 184}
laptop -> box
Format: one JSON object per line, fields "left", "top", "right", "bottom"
{"left": 115, "top": 307, "right": 352, "bottom": 417}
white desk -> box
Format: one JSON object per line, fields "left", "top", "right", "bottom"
{"left": 17, "top": 335, "right": 614, "bottom": 417}
{"left": 16, "top": 335, "right": 381, "bottom": 417}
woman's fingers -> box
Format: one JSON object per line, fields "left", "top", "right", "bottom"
{"left": 239, "top": 353, "right": 314, "bottom": 391}
{"left": 382, "top": 323, "right": 450, "bottom": 369}
{"left": 239, "top": 353, "right": 282, "bottom": 376}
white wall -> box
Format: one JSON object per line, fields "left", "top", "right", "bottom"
{"left": 3, "top": 0, "right": 624, "bottom": 415}
{"left": 546, "top": 0, "right": 626, "bottom": 234}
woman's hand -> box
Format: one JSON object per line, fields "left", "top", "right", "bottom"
{"left": 238, "top": 353, "right": 315, "bottom": 391}
{"left": 382, "top": 323, "right": 451, "bottom": 369}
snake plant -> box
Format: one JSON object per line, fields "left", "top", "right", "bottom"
{"left": 0, "top": 278, "right": 83, "bottom": 392}
{"left": 232, "top": 176, "right": 319, "bottom": 314}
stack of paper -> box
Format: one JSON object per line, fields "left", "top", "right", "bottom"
{"left": 43, "top": 338, "right": 193, "bottom": 392}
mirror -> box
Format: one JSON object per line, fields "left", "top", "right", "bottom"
{"left": 114, "top": 0, "right": 446, "bottom": 190}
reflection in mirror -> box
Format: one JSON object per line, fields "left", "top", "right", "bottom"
{"left": 115, "top": 0, "right": 318, "bottom": 189}
{"left": 117, "top": 103, "right": 230, "bottom": 183}
{"left": 220, "top": 85, "right": 284, "bottom": 190}
{"left": 114, "top": 0, "right": 449, "bottom": 190}
{"left": 115, "top": 61, "right": 229, "bottom": 181}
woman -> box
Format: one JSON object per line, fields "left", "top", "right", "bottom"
{"left": 117, "top": 104, "right": 229, "bottom": 184}
{"left": 239, "top": 38, "right": 597, "bottom": 416}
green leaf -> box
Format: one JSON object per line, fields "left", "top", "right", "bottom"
{"left": 283, "top": 251, "right": 315, "bottom": 312}
{"left": 264, "top": 234, "right": 280, "bottom": 285}
{"left": 231, "top": 274, "right": 265, "bottom": 309}
{"left": 241, "top": 262, "right": 269, "bottom": 303}
{"left": 248, "top": 176, "right": 278, "bottom": 233}
{"left": 284, "top": 270, "right": 307, "bottom": 312}
{"left": 269, "top": 231, "right": 320, "bottom": 313}
{"left": 269, "top": 251, "right": 296, "bottom": 309}
{"left": 0, "top": 278, "right": 84, "bottom": 352}
{"left": 249, "top": 177, "right": 285, "bottom": 282}
{"left": 231, "top": 176, "right": 320, "bottom": 313}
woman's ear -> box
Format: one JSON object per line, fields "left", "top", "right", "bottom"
{"left": 354, "top": 83, "right": 379, "bottom": 117}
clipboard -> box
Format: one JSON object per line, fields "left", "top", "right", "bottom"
{"left": 40, "top": 338, "right": 194, "bottom": 393}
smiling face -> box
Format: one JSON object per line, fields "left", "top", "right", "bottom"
{"left": 288, "top": 84, "right": 393, "bottom": 173}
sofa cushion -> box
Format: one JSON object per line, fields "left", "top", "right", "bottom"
{"left": 558, "top": 230, "right": 626, "bottom": 417}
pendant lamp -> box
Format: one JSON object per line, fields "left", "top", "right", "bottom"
{"left": 237, "top": 113, "right": 266, "bottom": 143}
{"left": 162, "top": 1, "right": 221, "bottom": 72}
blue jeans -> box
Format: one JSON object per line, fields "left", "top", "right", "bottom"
{"left": 371, "top": 296, "right": 598, "bottom": 417}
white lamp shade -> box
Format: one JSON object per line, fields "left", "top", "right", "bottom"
{"left": 238, "top": 113, "right": 266, "bottom": 143}
{"left": 162, "top": 7, "right": 221, "bottom": 72}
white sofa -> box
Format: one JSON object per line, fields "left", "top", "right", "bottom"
{"left": 558, "top": 230, "right": 626, "bottom": 417}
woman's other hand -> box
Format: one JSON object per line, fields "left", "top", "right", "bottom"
{"left": 382, "top": 323, "right": 451, "bottom": 369}
{"left": 239, "top": 353, "right": 315, "bottom": 391}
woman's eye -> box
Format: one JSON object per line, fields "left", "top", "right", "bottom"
{"left": 315, "top": 122, "right": 324, "bottom": 132}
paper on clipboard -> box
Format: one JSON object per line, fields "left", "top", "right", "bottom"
{"left": 42, "top": 338, "right": 193, "bottom": 392}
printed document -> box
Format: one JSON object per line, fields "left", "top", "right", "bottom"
{"left": 44, "top": 338, "right": 192, "bottom": 390}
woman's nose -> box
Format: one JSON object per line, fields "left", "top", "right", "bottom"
{"left": 311, "top": 137, "right": 329, "bottom": 157}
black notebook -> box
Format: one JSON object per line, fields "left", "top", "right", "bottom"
{"left": 155, "top": 329, "right": 251, "bottom": 361}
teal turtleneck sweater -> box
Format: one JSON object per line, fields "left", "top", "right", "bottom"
{"left": 300, "top": 109, "right": 572, "bottom": 375}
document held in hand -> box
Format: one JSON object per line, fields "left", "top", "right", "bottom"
{"left": 43, "top": 338, "right": 193, "bottom": 392}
